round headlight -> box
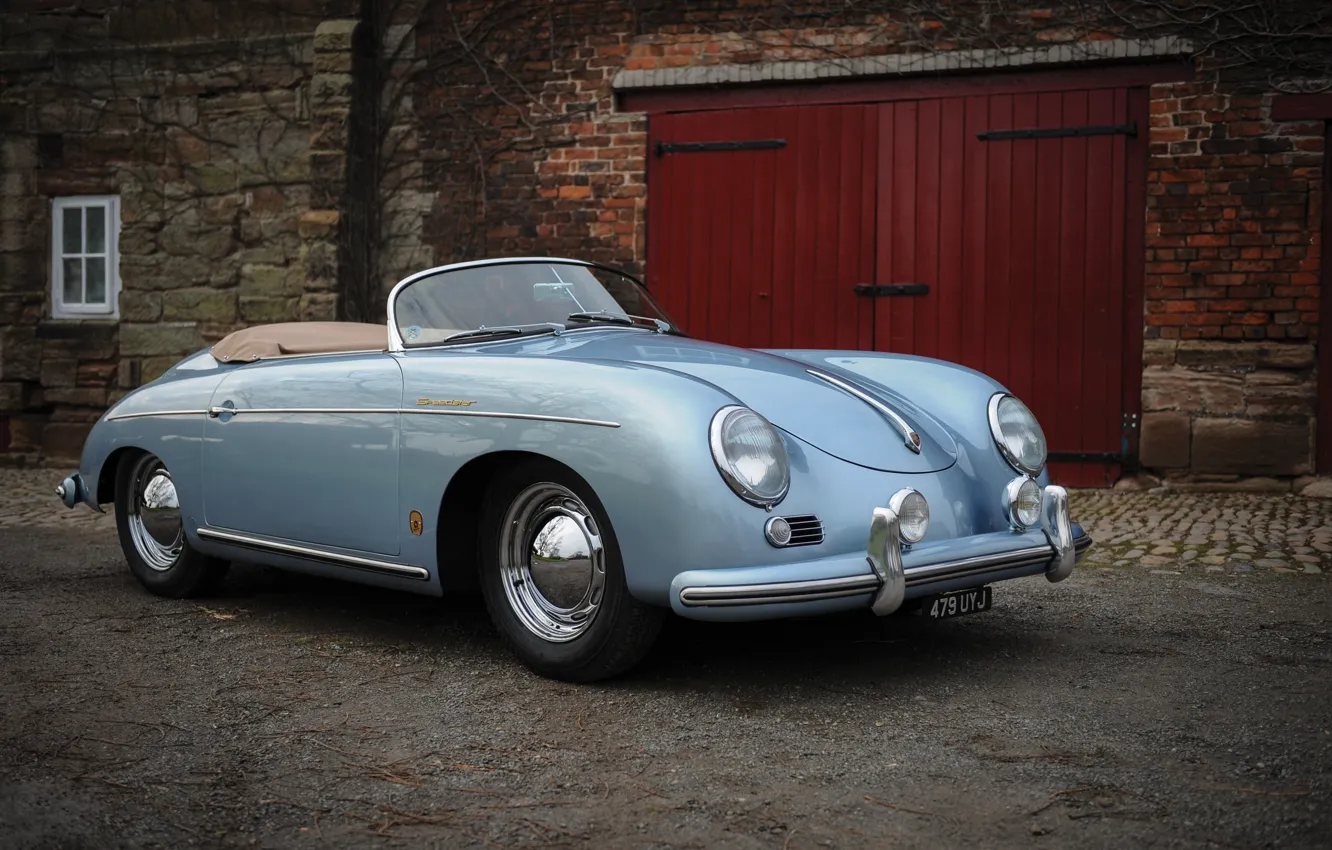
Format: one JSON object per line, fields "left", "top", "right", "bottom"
{"left": 889, "top": 489, "right": 929, "bottom": 544}
{"left": 988, "top": 394, "right": 1047, "bottom": 474}
{"left": 709, "top": 406, "right": 790, "bottom": 507}
{"left": 1004, "top": 476, "right": 1042, "bottom": 529}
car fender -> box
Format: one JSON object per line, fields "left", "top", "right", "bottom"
{"left": 77, "top": 350, "right": 230, "bottom": 518}
{"left": 396, "top": 351, "right": 789, "bottom": 603}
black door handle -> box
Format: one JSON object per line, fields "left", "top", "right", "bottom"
{"left": 854, "top": 284, "right": 929, "bottom": 297}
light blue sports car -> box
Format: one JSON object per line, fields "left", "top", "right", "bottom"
{"left": 58, "top": 257, "right": 1091, "bottom": 681}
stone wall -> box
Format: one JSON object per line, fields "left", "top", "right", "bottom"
{"left": 0, "top": 3, "right": 355, "bottom": 462}
{"left": 1140, "top": 340, "right": 1316, "bottom": 479}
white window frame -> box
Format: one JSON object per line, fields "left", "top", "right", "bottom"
{"left": 51, "top": 195, "right": 120, "bottom": 319}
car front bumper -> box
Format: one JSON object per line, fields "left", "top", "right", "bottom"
{"left": 670, "top": 485, "right": 1091, "bottom": 621}
{"left": 55, "top": 472, "right": 98, "bottom": 510}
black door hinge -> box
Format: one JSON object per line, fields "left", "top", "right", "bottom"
{"left": 977, "top": 121, "right": 1137, "bottom": 142}
{"left": 854, "top": 283, "right": 929, "bottom": 297}
{"left": 654, "top": 139, "right": 787, "bottom": 156}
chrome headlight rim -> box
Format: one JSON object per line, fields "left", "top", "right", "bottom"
{"left": 1003, "top": 475, "right": 1042, "bottom": 530}
{"left": 887, "top": 487, "right": 929, "bottom": 545}
{"left": 987, "top": 392, "right": 1047, "bottom": 475}
{"left": 708, "top": 405, "right": 790, "bottom": 509}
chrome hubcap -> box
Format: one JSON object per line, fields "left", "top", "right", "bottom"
{"left": 127, "top": 455, "right": 183, "bottom": 571}
{"left": 499, "top": 483, "right": 605, "bottom": 643}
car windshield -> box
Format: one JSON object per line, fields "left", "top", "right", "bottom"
{"left": 392, "top": 260, "right": 678, "bottom": 347}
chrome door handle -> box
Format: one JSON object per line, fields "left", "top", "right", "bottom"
{"left": 207, "top": 406, "right": 230, "bottom": 417}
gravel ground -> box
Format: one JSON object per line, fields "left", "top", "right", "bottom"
{"left": 1, "top": 474, "right": 1330, "bottom": 849}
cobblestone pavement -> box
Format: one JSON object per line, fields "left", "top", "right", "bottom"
{"left": 0, "top": 468, "right": 114, "bottom": 532}
{"left": 3, "top": 467, "right": 1329, "bottom": 576}
{"left": 1074, "top": 489, "right": 1332, "bottom": 575}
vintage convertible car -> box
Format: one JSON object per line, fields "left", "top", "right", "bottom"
{"left": 58, "top": 257, "right": 1091, "bottom": 681}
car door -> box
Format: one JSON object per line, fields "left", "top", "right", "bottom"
{"left": 201, "top": 353, "right": 403, "bottom": 556}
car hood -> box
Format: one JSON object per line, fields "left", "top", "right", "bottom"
{"left": 557, "top": 333, "right": 958, "bottom": 473}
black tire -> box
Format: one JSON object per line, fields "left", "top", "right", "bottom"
{"left": 114, "top": 451, "right": 229, "bottom": 598}
{"left": 478, "top": 458, "right": 664, "bottom": 682}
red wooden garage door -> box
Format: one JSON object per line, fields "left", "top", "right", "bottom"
{"left": 647, "top": 84, "right": 1147, "bottom": 487}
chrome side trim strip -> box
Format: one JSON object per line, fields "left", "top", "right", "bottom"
{"left": 204, "top": 407, "right": 620, "bottom": 428}
{"left": 208, "top": 407, "right": 400, "bottom": 417}
{"left": 679, "top": 575, "right": 880, "bottom": 607}
{"left": 805, "top": 369, "right": 922, "bottom": 453}
{"left": 196, "top": 528, "right": 430, "bottom": 580}
{"left": 106, "top": 409, "right": 208, "bottom": 421}
{"left": 404, "top": 408, "right": 621, "bottom": 428}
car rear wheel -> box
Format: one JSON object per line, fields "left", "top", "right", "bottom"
{"left": 479, "top": 459, "right": 663, "bottom": 682}
{"left": 114, "top": 452, "right": 228, "bottom": 598}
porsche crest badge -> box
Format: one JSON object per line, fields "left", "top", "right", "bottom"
{"left": 409, "top": 510, "right": 424, "bottom": 536}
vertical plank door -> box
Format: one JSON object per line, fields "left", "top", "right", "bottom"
{"left": 871, "top": 89, "right": 1140, "bottom": 487}
{"left": 647, "top": 105, "right": 877, "bottom": 350}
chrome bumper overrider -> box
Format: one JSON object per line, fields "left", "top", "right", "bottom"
{"left": 55, "top": 473, "right": 88, "bottom": 509}
{"left": 677, "top": 485, "right": 1091, "bottom": 613}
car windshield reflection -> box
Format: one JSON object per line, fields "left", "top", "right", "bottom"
{"left": 392, "top": 260, "right": 679, "bottom": 347}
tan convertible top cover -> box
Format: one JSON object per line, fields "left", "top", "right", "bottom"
{"left": 211, "top": 322, "right": 388, "bottom": 362}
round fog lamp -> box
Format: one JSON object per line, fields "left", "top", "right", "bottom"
{"left": 1005, "top": 476, "right": 1042, "bottom": 529}
{"left": 764, "top": 516, "right": 793, "bottom": 547}
{"left": 889, "top": 489, "right": 929, "bottom": 544}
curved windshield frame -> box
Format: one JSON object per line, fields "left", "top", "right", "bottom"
{"left": 389, "top": 259, "right": 679, "bottom": 349}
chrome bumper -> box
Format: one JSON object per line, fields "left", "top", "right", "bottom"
{"left": 676, "top": 486, "right": 1090, "bottom": 614}
{"left": 55, "top": 473, "right": 88, "bottom": 509}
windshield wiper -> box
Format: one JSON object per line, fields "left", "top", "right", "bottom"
{"left": 567, "top": 310, "right": 634, "bottom": 327}
{"left": 566, "top": 311, "right": 674, "bottom": 333}
{"left": 441, "top": 323, "right": 562, "bottom": 344}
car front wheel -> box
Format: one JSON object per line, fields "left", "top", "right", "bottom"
{"left": 114, "top": 451, "right": 228, "bottom": 598}
{"left": 479, "top": 459, "right": 663, "bottom": 682}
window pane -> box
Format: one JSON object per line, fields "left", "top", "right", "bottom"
{"left": 86, "top": 206, "right": 106, "bottom": 253}
{"left": 62, "top": 207, "right": 83, "bottom": 254}
{"left": 86, "top": 257, "right": 107, "bottom": 304}
{"left": 63, "top": 258, "right": 83, "bottom": 303}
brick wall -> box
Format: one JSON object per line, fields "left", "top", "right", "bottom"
{"left": 413, "top": 2, "right": 1324, "bottom": 481}
{"left": 1139, "top": 81, "right": 1324, "bottom": 479}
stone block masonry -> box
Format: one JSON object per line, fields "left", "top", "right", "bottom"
{"left": 1141, "top": 340, "right": 1316, "bottom": 479}
{"left": 0, "top": 5, "right": 362, "bottom": 463}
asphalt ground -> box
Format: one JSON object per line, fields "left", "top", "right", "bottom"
{"left": 2, "top": 518, "right": 1330, "bottom": 849}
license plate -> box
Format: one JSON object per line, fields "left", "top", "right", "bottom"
{"left": 924, "top": 586, "right": 992, "bottom": 620}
